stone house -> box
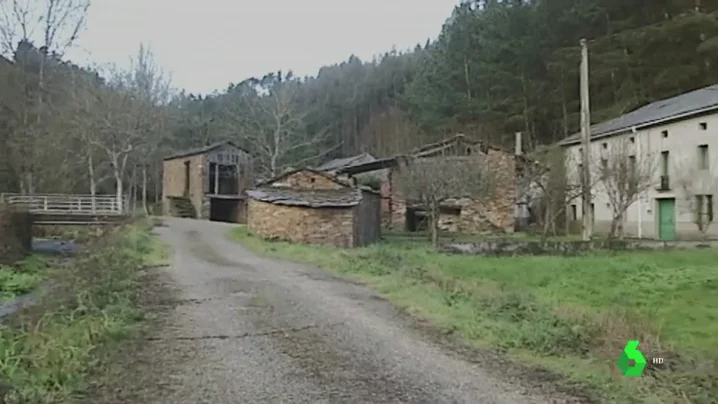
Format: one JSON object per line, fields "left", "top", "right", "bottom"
{"left": 162, "top": 140, "right": 254, "bottom": 222}
{"left": 246, "top": 168, "right": 381, "bottom": 248}
{"left": 335, "top": 134, "right": 519, "bottom": 234}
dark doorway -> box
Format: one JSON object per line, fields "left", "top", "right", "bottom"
{"left": 209, "top": 197, "right": 245, "bottom": 223}
{"left": 183, "top": 161, "right": 190, "bottom": 196}
{"left": 405, "top": 207, "right": 428, "bottom": 232}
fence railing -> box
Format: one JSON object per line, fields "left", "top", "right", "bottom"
{"left": 0, "top": 193, "right": 126, "bottom": 215}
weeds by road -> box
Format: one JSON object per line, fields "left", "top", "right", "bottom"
{"left": 230, "top": 226, "right": 718, "bottom": 403}
{"left": 0, "top": 221, "right": 168, "bottom": 404}
{"left": 0, "top": 256, "right": 47, "bottom": 302}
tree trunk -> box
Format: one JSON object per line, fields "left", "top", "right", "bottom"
{"left": 26, "top": 172, "right": 34, "bottom": 194}
{"left": 542, "top": 201, "right": 552, "bottom": 243}
{"left": 114, "top": 169, "right": 123, "bottom": 213}
{"left": 608, "top": 214, "right": 619, "bottom": 240}
{"left": 430, "top": 202, "right": 440, "bottom": 249}
{"left": 155, "top": 164, "right": 162, "bottom": 204}
{"left": 88, "top": 152, "right": 97, "bottom": 212}
{"left": 142, "top": 164, "right": 148, "bottom": 215}
{"left": 129, "top": 165, "right": 137, "bottom": 213}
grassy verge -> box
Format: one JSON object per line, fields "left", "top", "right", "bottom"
{"left": 229, "top": 226, "right": 718, "bottom": 404}
{"left": 0, "top": 220, "right": 168, "bottom": 403}
{"left": 0, "top": 256, "right": 48, "bottom": 302}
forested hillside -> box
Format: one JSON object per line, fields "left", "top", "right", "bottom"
{"left": 2, "top": 0, "right": 718, "bottom": 199}
{"left": 175, "top": 0, "right": 718, "bottom": 162}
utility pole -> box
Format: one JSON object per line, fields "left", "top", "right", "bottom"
{"left": 580, "top": 39, "right": 593, "bottom": 241}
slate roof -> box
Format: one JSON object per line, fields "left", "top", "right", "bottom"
{"left": 316, "top": 153, "right": 376, "bottom": 172}
{"left": 560, "top": 84, "right": 718, "bottom": 145}
{"left": 163, "top": 140, "right": 249, "bottom": 161}
{"left": 247, "top": 187, "right": 362, "bottom": 208}
{"left": 256, "top": 168, "right": 352, "bottom": 188}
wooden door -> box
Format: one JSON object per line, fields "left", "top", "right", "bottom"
{"left": 658, "top": 198, "right": 676, "bottom": 241}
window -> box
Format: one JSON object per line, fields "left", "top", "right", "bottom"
{"left": 628, "top": 155, "right": 636, "bottom": 172}
{"left": 571, "top": 205, "right": 577, "bottom": 220}
{"left": 602, "top": 142, "right": 608, "bottom": 149}
{"left": 709, "top": 195, "right": 714, "bottom": 222}
{"left": 695, "top": 195, "right": 714, "bottom": 225}
{"left": 698, "top": 145, "right": 709, "bottom": 170}
{"left": 662, "top": 130, "right": 668, "bottom": 138}
{"left": 590, "top": 203, "right": 595, "bottom": 223}
{"left": 310, "top": 177, "right": 316, "bottom": 183}
{"left": 700, "top": 122, "right": 708, "bottom": 130}
{"left": 661, "top": 151, "right": 670, "bottom": 176}
{"left": 600, "top": 158, "right": 608, "bottom": 178}
{"left": 630, "top": 137, "right": 635, "bottom": 143}
{"left": 440, "top": 206, "right": 462, "bottom": 216}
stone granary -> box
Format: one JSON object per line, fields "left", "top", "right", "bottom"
{"left": 335, "top": 134, "right": 520, "bottom": 234}
{"left": 162, "top": 141, "right": 254, "bottom": 223}
{"left": 246, "top": 169, "right": 381, "bottom": 248}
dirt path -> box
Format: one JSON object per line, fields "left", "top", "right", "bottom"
{"left": 107, "top": 218, "right": 586, "bottom": 403}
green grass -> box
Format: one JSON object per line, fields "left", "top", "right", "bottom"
{"left": 0, "top": 256, "right": 48, "bottom": 302}
{"left": 0, "top": 220, "right": 169, "bottom": 404}
{"left": 229, "top": 226, "right": 718, "bottom": 404}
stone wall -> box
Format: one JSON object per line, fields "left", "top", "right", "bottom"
{"left": 389, "top": 148, "right": 516, "bottom": 234}
{"left": 0, "top": 207, "right": 33, "bottom": 264}
{"left": 269, "top": 170, "right": 345, "bottom": 190}
{"left": 162, "top": 154, "right": 206, "bottom": 218}
{"left": 442, "top": 239, "right": 715, "bottom": 256}
{"left": 248, "top": 199, "right": 354, "bottom": 247}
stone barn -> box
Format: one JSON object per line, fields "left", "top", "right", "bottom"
{"left": 335, "top": 134, "right": 519, "bottom": 234}
{"left": 246, "top": 169, "right": 381, "bottom": 248}
{"left": 162, "top": 141, "right": 254, "bottom": 223}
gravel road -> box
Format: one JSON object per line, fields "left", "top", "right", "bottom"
{"left": 121, "top": 217, "right": 585, "bottom": 404}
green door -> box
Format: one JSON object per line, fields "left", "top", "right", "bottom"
{"left": 658, "top": 198, "right": 676, "bottom": 241}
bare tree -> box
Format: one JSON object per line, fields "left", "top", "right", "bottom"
{"left": 395, "top": 152, "right": 495, "bottom": 248}
{"left": 521, "top": 146, "right": 589, "bottom": 241}
{"left": 65, "top": 66, "right": 113, "bottom": 207}
{"left": 221, "top": 74, "right": 335, "bottom": 178}
{"left": 595, "top": 139, "right": 656, "bottom": 240}
{"left": 125, "top": 44, "right": 172, "bottom": 214}
{"left": 674, "top": 154, "right": 718, "bottom": 240}
{"left": 0, "top": 0, "right": 90, "bottom": 57}
{"left": 81, "top": 45, "right": 172, "bottom": 213}
{"left": 0, "top": 0, "right": 89, "bottom": 193}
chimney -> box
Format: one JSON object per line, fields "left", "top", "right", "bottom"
{"left": 515, "top": 132, "right": 523, "bottom": 155}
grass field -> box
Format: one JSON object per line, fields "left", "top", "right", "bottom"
{"left": 229, "top": 227, "right": 718, "bottom": 404}
{"left": 0, "top": 221, "right": 168, "bottom": 403}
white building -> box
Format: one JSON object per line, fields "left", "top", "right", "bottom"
{"left": 559, "top": 84, "right": 718, "bottom": 240}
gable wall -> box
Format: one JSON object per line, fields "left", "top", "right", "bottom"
{"left": 268, "top": 170, "right": 346, "bottom": 190}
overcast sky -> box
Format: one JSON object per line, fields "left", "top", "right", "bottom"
{"left": 65, "top": 0, "right": 459, "bottom": 95}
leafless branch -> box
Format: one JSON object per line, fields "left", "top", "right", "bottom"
{"left": 595, "top": 139, "right": 656, "bottom": 240}
{"left": 396, "top": 151, "right": 496, "bottom": 247}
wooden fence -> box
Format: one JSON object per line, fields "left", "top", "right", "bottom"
{"left": 0, "top": 193, "right": 126, "bottom": 216}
